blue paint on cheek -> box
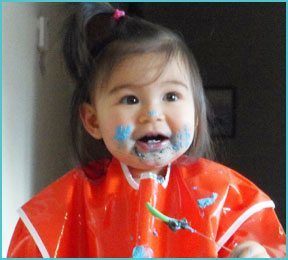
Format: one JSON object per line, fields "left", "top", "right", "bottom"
{"left": 148, "top": 110, "right": 158, "bottom": 117}
{"left": 197, "top": 192, "right": 218, "bottom": 209}
{"left": 114, "top": 125, "right": 132, "bottom": 143}
{"left": 172, "top": 126, "right": 192, "bottom": 151}
{"left": 132, "top": 245, "right": 153, "bottom": 258}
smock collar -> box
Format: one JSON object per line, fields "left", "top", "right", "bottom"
{"left": 120, "top": 162, "right": 171, "bottom": 190}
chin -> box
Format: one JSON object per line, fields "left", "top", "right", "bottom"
{"left": 139, "top": 162, "right": 166, "bottom": 171}
{"left": 134, "top": 155, "right": 175, "bottom": 170}
{"left": 119, "top": 157, "right": 167, "bottom": 172}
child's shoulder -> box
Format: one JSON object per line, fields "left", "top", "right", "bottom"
{"left": 178, "top": 156, "right": 236, "bottom": 172}
{"left": 176, "top": 156, "right": 265, "bottom": 192}
{"left": 176, "top": 156, "right": 272, "bottom": 211}
{"left": 177, "top": 156, "right": 236, "bottom": 175}
{"left": 22, "top": 158, "right": 111, "bottom": 209}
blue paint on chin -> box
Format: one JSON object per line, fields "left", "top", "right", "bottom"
{"left": 172, "top": 126, "right": 192, "bottom": 151}
{"left": 197, "top": 192, "right": 218, "bottom": 209}
{"left": 114, "top": 125, "right": 132, "bottom": 143}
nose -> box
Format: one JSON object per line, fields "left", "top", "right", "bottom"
{"left": 138, "top": 109, "right": 164, "bottom": 124}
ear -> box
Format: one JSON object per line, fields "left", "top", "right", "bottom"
{"left": 80, "top": 103, "right": 102, "bottom": 139}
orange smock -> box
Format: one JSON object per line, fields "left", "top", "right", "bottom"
{"left": 8, "top": 157, "right": 286, "bottom": 257}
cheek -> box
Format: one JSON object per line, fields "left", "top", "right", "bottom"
{"left": 171, "top": 126, "right": 194, "bottom": 151}
{"left": 99, "top": 108, "right": 132, "bottom": 135}
{"left": 96, "top": 99, "right": 136, "bottom": 151}
{"left": 167, "top": 105, "right": 195, "bottom": 131}
{"left": 101, "top": 122, "right": 133, "bottom": 148}
{"left": 99, "top": 111, "right": 134, "bottom": 146}
{"left": 166, "top": 104, "right": 195, "bottom": 150}
{"left": 101, "top": 123, "right": 134, "bottom": 155}
{"left": 113, "top": 124, "right": 133, "bottom": 143}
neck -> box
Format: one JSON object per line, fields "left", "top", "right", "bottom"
{"left": 128, "top": 166, "right": 168, "bottom": 180}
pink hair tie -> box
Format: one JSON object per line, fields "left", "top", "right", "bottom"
{"left": 113, "top": 9, "right": 125, "bottom": 21}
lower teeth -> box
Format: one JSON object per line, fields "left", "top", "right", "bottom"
{"left": 147, "top": 140, "right": 160, "bottom": 144}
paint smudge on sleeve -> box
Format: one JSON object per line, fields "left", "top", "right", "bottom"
{"left": 114, "top": 125, "right": 132, "bottom": 143}
{"left": 197, "top": 192, "right": 218, "bottom": 209}
{"left": 132, "top": 245, "right": 154, "bottom": 258}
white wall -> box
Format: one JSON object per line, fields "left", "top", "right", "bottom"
{"left": 3, "top": 3, "right": 73, "bottom": 256}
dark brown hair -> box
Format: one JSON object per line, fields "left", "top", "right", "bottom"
{"left": 63, "top": 3, "right": 213, "bottom": 166}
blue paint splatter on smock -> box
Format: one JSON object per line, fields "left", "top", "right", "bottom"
{"left": 114, "top": 125, "right": 132, "bottom": 143}
{"left": 197, "top": 192, "right": 218, "bottom": 209}
{"left": 132, "top": 245, "right": 153, "bottom": 258}
{"left": 172, "top": 126, "right": 191, "bottom": 151}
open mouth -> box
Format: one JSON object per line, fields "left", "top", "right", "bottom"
{"left": 136, "top": 134, "right": 170, "bottom": 152}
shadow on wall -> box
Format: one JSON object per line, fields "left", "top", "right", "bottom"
{"left": 31, "top": 4, "right": 74, "bottom": 194}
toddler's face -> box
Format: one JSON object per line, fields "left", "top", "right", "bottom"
{"left": 93, "top": 53, "right": 196, "bottom": 176}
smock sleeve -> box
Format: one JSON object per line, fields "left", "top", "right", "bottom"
{"left": 218, "top": 207, "right": 286, "bottom": 257}
{"left": 7, "top": 219, "right": 42, "bottom": 258}
{"left": 214, "top": 167, "right": 286, "bottom": 258}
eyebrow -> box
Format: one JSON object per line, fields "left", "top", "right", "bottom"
{"left": 164, "top": 80, "right": 189, "bottom": 89}
{"left": 108, "top": 80, "right": 189, "bottom": 95}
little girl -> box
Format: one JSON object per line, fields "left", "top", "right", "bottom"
{"left": 8, "top": 3, "right": 285, "bottom": 258}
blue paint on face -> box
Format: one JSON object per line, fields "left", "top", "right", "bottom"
{"left": 114, "top": 125, "right": 132, "bottom": 143}
{"left": 172, "top": 126, "right": 192, "bottom": 151}
{"left": 148, "top": 110, "right": 158, "bottom": 117}
{"left": 132, "top": 245, "right": 153, "bottom": 258}
{"left": 197, "top": 192, "right": 218, "bottom": 209}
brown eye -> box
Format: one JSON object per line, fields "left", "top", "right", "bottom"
{"left": 163, "top": 92, "right": 179, "bottom": 102}
{"left": 120, "top": 95, "right": 139, "bottom": 105}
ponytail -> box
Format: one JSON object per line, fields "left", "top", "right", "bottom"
{"left": 63, "top": 3, "right": 118, "bottom": 83}
{"left": 63, "top": 3, "right": 120, "bottom": 165}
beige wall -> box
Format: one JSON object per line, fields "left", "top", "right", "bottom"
{"left": 3, "top": 3, "right": 73, "bottom": 256}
